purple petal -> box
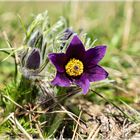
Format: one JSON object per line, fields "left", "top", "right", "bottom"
{"left": 48, "top": 53, "right": 68, "bottom": 72}
{"left": 66, "top": 35, "right": 85, "bottom": 60}
{"left": 26, "top": 48, "right": 40, "bottom": 70}
{"left": 86, "top": 65, "right": 108, "bottom": 82}
{"left": 61, "top": 28, "right": 74, "bottom": 40}
{"left": 74, "top": 74, "right": 90, "bottom": 94}
{"left": 51, "top": 72, "right": 71, "bottom": 87}
{"left": 84, "top": 46, "right": 107, "bottom": 67}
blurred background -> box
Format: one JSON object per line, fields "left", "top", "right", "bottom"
{"left": 0, "top": 1, "right": 139, "bottom": 102}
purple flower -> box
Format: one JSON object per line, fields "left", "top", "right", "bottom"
{"left": 20, "top": 48, "right": 42, "bottom": 79}
{"left": 26, "top": 48, "right": 41, "bottom": 70}
{"left": 48, "top": 35, "right": 108, "bottom": 94}
{"left": 60, "top": 28, "right": 74, "bottom": 49}
{"left": 61, "top": 28, "right": 74, "bottom": 41}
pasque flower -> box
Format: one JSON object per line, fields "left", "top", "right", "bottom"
{"left": 48, "top": 35, "right": 108, "bottom": 94}
{"left": 20, "top": 30, "right": 48, "bottom": 79}
{"left": 20, "top": 48, "right": 41, "bottom": 79}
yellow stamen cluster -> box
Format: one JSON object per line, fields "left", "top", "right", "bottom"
{"left": 65, "top": 58, "right": 84, "bottom": 77}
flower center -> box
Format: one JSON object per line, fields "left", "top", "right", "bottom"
{"left": 65, "top": 58, "right": 84, "bottom": 76}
